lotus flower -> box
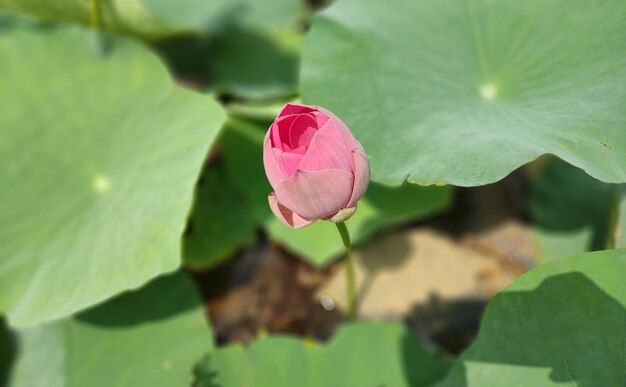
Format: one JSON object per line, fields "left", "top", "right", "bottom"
{"left": 263, "top": 103, "right": 370, "bottom": 228}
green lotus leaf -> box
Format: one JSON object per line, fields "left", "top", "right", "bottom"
{"left": 7, "top": 271, "right": 212, "bottom": 387}
{"left": 0, "top": 24, "right": 224, "bottom": 326}
{"left": 302, "top": 0, "right": 626, "bottom": 186}
{"left": 195, "top": 321, "right": 450, "bottom": 387}
{"left": 437, "top": 249, "right": 626, "bottom": 386}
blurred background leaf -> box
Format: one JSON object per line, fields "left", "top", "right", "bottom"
{"left": 183, "top": 165, "right": 258, "bottom": 271}
{"left": 302, "top": 0, "right": 626, "bottom": 186}
{"left": 437, "top": 249, "right": 626, "bottom": 386}
{"left": 205, "top": 27, "right": 301, "bottom": 101}
{"left": 6, "top": 271, "right": 212, "bottom": 387}
{"left": 194, "top": 321, "right": 450, "bottom": 387}
{"left": 0, "top": 0, "right": 172, "bottom": 38}
{"left": 0, "top": 0, "right": 306, "bottom": 39}
{"left": 529, "top": 157, "right": 617, "bottom": 262}
{"left": 0, "top": 23, "right": 224, "bottom": 326}
{"left": 141, "top": 0, "right": 305, "bottom": 35}
{"left": 156, "top": 27, "right": 301, "bottom": 102}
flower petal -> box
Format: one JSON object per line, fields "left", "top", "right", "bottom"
{"left": 298, "top": 120, "right": 353, "bottom": 172}
{"left": 288, "top": 113, "right": 318, "bottom": 148}
{"left": 278, "top": 151, "right": 304, "bottom": 177}
{"left": 268, "top": 192, "right": 314, "bottom": 229}
{"left": 347, "top": 143, "right": 370, "bottom": 208}
{"left": 275, "top": 169, "right": 354, "bottom": 220}
{"left": 314, "top": 106, "right": 358, "bottom": 152}
{"left": 278, "top": 103, "right": 316, "bottom": 117}
{"left": 272, "top": 115, "right": 297, "bottom": 150}
{"left": 263, "top": 133, "right": 286, "bottom": 187}
{"left": 311, "top": 110, "right": 330, "bottom": 127}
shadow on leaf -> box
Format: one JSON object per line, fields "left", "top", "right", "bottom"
{"left": 76, "top": 271, "right": 200, "bottom": 327}
{"left": 437, "top": 271, "right": 625, "bottom": 386}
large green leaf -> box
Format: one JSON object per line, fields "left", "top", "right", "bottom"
{"left": 195, "top": 321, "right": 450, "bottom": 387}
{"left": 302, "top": 0, "right": 626, "bottom": 186}
{"left": 7, "top": 271, "right": 213, "bottom": 387}
{"left": 0, "top": 24, "right": 224, "bottom": 326}
{"left": 269, "top": 182, "right": 452, "bottom": 266}
{"left": 436, "top": 249, "right": 626, "bottom": 386}
{"left": 530, "top": 157, "right": 615, "bottom": 262}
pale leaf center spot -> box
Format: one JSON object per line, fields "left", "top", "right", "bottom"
{"left": 92, "top": 175, "right": 111, "bottom": 193}
{"left": 480, "top": 83, "right": 498, "bottom": 101}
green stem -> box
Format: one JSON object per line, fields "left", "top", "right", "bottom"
{"left": 91, "top": 0, "right": 102, "bottom": 29}
{"left": 336, "top": 221, "right": 356, "bottom": 320}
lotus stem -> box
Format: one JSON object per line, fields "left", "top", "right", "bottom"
{"left": 336, "top": 221, "right": 356, "bottom": 320}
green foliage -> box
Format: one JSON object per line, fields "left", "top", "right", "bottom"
{"left": 0, "top": 0, "right": 304, "bottom": 39}
{"left": 530, "top": 157, "right": 617, "bottom": 261}
{"left": 206, "top": 27, "right": 302, "bottom": 100}
{"left": 181, "top": 119, "right": 269, "bottom": 270}
{"left": 437, "top": 249, "right": 626, "bottom": 386}
{"left": 7, "top": 271, "right": 212, "bottom": 387}
{"left": 0, "top": 0, "right": 171, "bottom": 38}
{"left": 184, "top": 164, "right": 258, "bottom": 270}
{"left": 302, "top": 0, "right": 626, "bottom": 186}
{"left": 141, "top": 0, "right": 304, "bottom": 34}
{"left": 0, "top": 24, "right": 224, "bottom": 326}
{"left": 194, "top": 321, "right": 451, "bottom": 387}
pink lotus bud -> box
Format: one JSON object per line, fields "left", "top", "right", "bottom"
{"left": 263, "top": 103, "right": 370, "bottom": 228}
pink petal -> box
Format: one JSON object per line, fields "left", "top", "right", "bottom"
{"left": 347, "top": 143, "right": 370, "bottom": 208}
{"left": 278, "top": 152, "right": 304, "bottom": 177}
{"left": 283, "top": 144, "right": 307, "bottom": 154}
{"left": 315, "top": 106, "right": 358, "bottom": 152}
{"left": 278, "top": 103, "right": 315, "bottom": 117}
{"left": 275, "top": 169, "right": 354, "bottom": 220}
{"left": 298, "top": 120, "right": 353, "bottom": 172}
{"left": 272, "top": 115, "right": 298, "bottom": 150}
{"left": 268, "top": 192, "right": 314, "bottom": 229}
{"left": 288, "top": 113, "right": 318, "bottom": 148}
{"left": 263, "top": 132, "right": 286, "bottom": 187}
{"left": 311, "top": 111, "right": 330, "bottom": 127}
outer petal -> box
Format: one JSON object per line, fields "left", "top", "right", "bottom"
{"left": 347, "top": 143, "right": 370, "bottom": 208}
{"left": 277, "top": 151, "right": 304, "bottom": 177}
{"left": 268, "top": 192, "right": 314, "bottom": 229}
{"left": 314, "top": 106, "right": 358, "bottom": 152}
{"left": 298, "top": 120, "right": 353, "bottom": 173}
{"left": 263, "top": 131, "right": 286, "bottom": 187}
{"left": 275, "top": 169, "right": 354, "bottom": 220}
{"left": 278, "top": 103, "right": 316, "bottom": 117}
